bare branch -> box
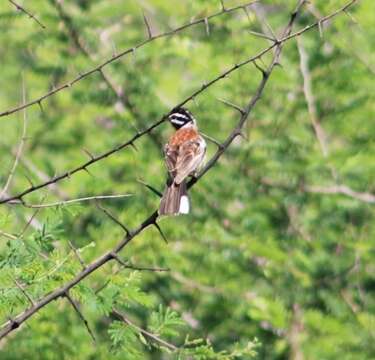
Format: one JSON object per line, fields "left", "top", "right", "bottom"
{"left": 8, "top": 0, "right": 45, "bottom": 29}
{"left": 0, "top": 0, "right": 358, "bottom": 341}
{"left": 0, "top": 0, "right": 258, "bottom": 118}
{"left": 304, "top": 184, "right": 375, "bottom": 204}
{"left": 297, "top": 37, "right": 329, "bottom": 157}
{"left": 0, "top": 0, "right": 357, "bottom": 206}
{"left": 9, "top": 194, "right": 133, "bottom": 208}
{"left": 0, "top": 79, "right": 28, "bottom": 199}
{"left": 142, "top": 11, "right": 153, "bottom": 39}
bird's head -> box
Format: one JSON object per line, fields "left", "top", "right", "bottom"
{"left": 168, "top": 107, "right": 196, "bottom": 129}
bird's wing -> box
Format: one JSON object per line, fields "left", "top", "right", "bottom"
{"left": 164, "top": 143, "right": 179, "bottom": 178}
{"left": 174, "top": 137, "right": 206, "bottom": 184}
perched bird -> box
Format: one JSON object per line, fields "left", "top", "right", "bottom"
{"left": 159, "top": 107, "right": 206, "bottom": 215}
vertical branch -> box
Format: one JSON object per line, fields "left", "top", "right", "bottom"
{"left": 0, "top": 79, "right": 28, "bottom": 199}
{"left": 297, "top": 37, "right": 329, "bottom": 157}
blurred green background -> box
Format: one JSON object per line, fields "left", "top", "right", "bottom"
{"left": 0, "top": 0, "right": 374, "bottom": 358}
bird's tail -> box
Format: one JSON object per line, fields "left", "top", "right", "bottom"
{"left": 159, "top": 180, "right": 189, "bottom": 216}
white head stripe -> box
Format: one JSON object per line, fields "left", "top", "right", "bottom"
{"left": 170, "top": 119, "right": 185, "bottom": 125}
{"left": 171, "top": 113, "right": 190, "bottom": 120}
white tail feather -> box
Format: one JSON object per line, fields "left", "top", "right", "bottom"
{"left": 179, "top": 195, "right": 190, "bottom": 214}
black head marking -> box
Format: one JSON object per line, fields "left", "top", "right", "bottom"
{"left": 168, "top": 107, "right": 195, "bottom": 129}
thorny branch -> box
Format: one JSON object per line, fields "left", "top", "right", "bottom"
{"left": 0, "top": 0, "right": 258, "bottom": 118}
{"left": 0, "top": 0, "right": 357, "bottom": 206}
{"left": 8, "top": 0, "right": 46, "bottom": 29}
{"left": 0, "top": 0, "right": 359, "bottom": 343}
{"left": 49, "top": 0, "right": 163, "bottom": 148}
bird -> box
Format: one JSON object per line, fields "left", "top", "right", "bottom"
{"left": 159, "top": 107, "right": 206, "bottom": 216}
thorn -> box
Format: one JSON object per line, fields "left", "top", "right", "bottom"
{"left": 220, "top": 0, "right": 226, "bottom": 12}
{"left": 253, "top": 60, "right": 267, "bottom": 76}
{"left": 204, "top": 17, "right": 210, "bottom": 36}
{"left": 200, "top": 132, "right": 223, "bottom": 149}
{"left": 235, "top": 130, "right": 247, "bottom": 140}
{"left": 24, "top": 174, "right": 34, "bottom": 188}
{"left": 192, "top": 96, "right": 199, "bottom": 108}
{"left": 142, "top": 11, "right": 153, "bottom": 39}
{"left": 248, "top": 30, "right": 276, "bottom": 42}
{"left": 130, "top": 142, "right": 138, "bottom": 152}
{"left": 82, "top": 148, "right": 94, "bottom": 160}
{"left": 318, "top": 20, "right": 323, "bottom": 38}
{"left": 95, "top": 202, "right": 130, "bottom": 235}
{"left": 274, "top": 61, "right": 283, "bottom": 68}
{"left": 137, "top": 179, "right": 163, "bottom": 198}
{"left": 110, "top": 251, "right": 127, "bottom": 267}
{"left": 343, "top": 9, "right": 359, "bottom": 26}
{"left": 83, "top": 167, "right": 94, "bottom": 178}
{"left": 153, "top": 221, "right": 168, "bottom": 244}
{"left": 38, "top": 100, "right": 44, "bottom": 113}
{"left": 217, "top": 98, "right": 245, "bottom": 115}
{"left": 242, "top": 5, "right": 252, "bottom": 26}
{"left": 65, "top": 292, "right": 96, "bottom": 343}
{"left": 132, "top": 48, "right": 136, "bottom": 64}
{"left": 111, "top": 40, "right": 117, "bottom": 57}
{"left": 68, "top": 241, "right": 86, "bottom": 270}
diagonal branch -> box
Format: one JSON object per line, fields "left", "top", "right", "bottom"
{"left": 8, "top": 0, "right": 46, "bottom": 29}
{"left": 65, "top": 292, "right": 96, "bottom": 342}
{"left": 0, "top": 0, "right": 258, "bottom": 118}
{"left": 49, "top": 0, "right": 163, "bottom": 148}
{"left": 0, "top": 0, "right": 355, "bottom": 206}
{"left": 0, "top": 0, "right": 358, "bottom": 341}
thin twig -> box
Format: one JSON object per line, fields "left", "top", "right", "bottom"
{"left": 297, "top": 37, "right": 329, "bottom": 157}
{"left": 0, "top": 79, "right": 28, "bottom": 199}
{"left": 304, "top": 184, "right": 375, "bottom": 204}
{"left": 217, "top": 98, "right": 245, "bottom": 115}
{"left": 96, "top": 202, "right": 130, "bottom": 235}
{"left": 142, "top": 11, "right": 153, "bottom": 39}
{"left": 8, "top": 0, "right": 46, "bottom": 29}
{"left": 65, "top": 292, "right": 96, "bottom": 342}
{"left": 0, "top": 0, "right": 258, "bottom": 118}
{"left": 248, "top": 30, "right": 276, "bottom": 41}
{"left": 0, "top": 0, "right": 356, "bottom": 206}
{"left": 0, "top": 230, "right": 18, "bottom": 240}
{"left": 200, "top": 132, "right": 223, "bottom": 149}
{"left": 9, "top": 194, "right": 133, "bottom": 208}
{"left": 137, "top": 179, "right": 163, "bottom": 198}
{"left": 68, "top": 241, "right": 86, "bottom": 270}
{"left": 112, "top": 309, "right": 178, "bottom": 351}
{"left": 0, "top": 0, "right": 358, "bottom": 341}
{"left": 13, "top": 279, "right": 35, "bottom": 307}
{"left": 110, "top": 252, "right": 169, "bottom": 272}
